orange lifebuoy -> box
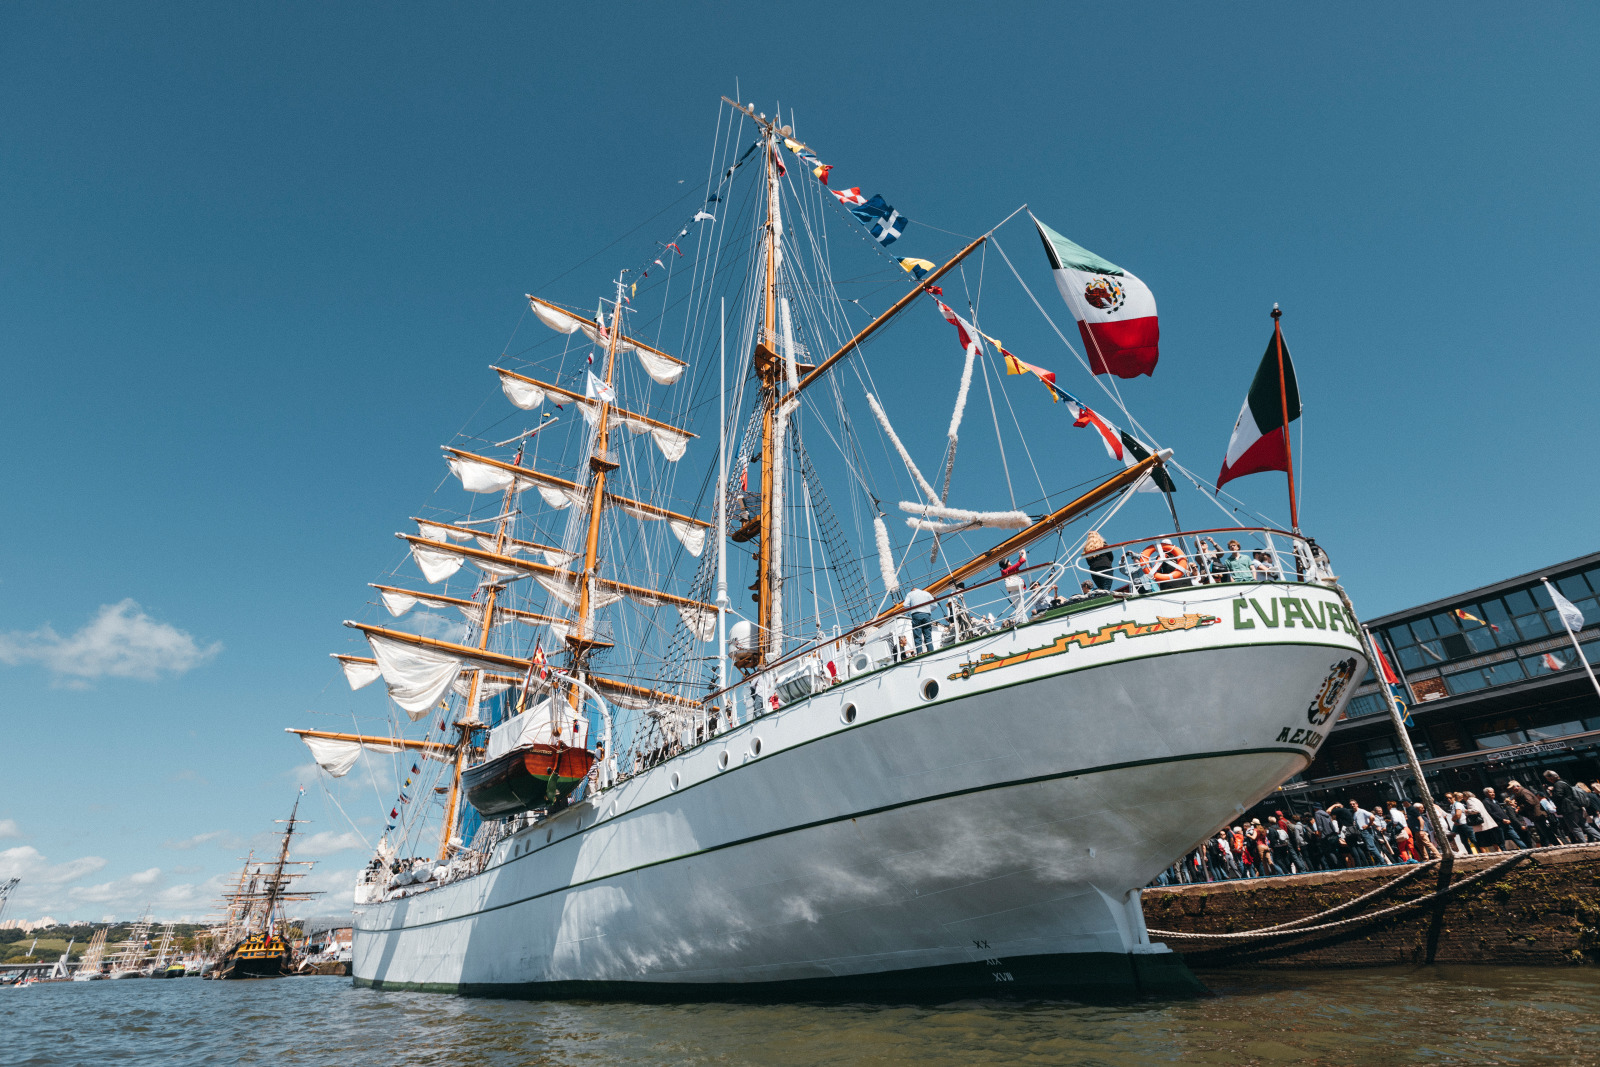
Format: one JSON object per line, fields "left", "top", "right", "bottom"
{"left": 1137, "top": 543, "right": 1190, "bottom": 581}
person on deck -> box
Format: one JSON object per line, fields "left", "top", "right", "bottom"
{"left": 999, "top": 551, "right": 1027, "bottom": 618}
{"left": 947, "top": 581, "right": 974, "bottom": 641}
{"left": 1224, "top": 540, "right": 1253, "bottom": 583}
{"left": 1082, "top": 532, "right": 1115, "bottom": 591}
{"left": 904, "top": 586, "right": 935, "bottom": 655}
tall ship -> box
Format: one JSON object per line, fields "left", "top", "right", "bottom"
{"left": 210, "top": 795, "right": 319, "bottom": 979}
{"left": 291, "top": 98, "right": 1367, "bottom": 998}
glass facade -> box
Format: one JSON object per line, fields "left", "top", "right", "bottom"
{"left": 1381, "top": 564, "right": 1600, "bottom": 682}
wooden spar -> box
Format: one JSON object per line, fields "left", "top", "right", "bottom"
{"left": 591, "top": 675, "right": 701, "bottom": 709}
{"left": 409, "top": 515, "right": 566, "bottom": 558}
{"left": 394, "top": 534, "right": 715, "bottom": 613}
{"left": 348, "top": 621, "right": 699, "bottom": 708}
{"left": 784, "top": 233, "right": 988, "bottom": 402}
{"left": 440, "top": 447, "right": 710, "bottom": 528}
{"left": 492, "top": 367, "right": 697, "bottom": 439}
{"left": 870, "top": 451, "right": 1169, "bottom": 625}
{"left": 284, "top": 728, "right": 454, "bottom": 756}
{"left": 368, "top": 583, "right": 567, "bottom": 627}
{"left": 524, "top": 294, "right": 686, "bottom": 369}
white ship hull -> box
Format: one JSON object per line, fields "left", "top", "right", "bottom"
{"left": 353, "top": 582, "right": 1365, "bottom": 997}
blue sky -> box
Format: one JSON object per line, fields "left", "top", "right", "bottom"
{"left": 1, "top": 4, "right": 1595, "bottom": 922}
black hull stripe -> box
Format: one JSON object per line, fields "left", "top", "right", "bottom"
{"left": 358, "top": 745, "right": 1304, "bottom": 934}
{"left": 351, "top": 947, "right": 1207, "bottom": 1001}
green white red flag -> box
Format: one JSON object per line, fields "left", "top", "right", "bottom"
{"left": 1217, "top": 323, "right": 1301, "bottom": 489}
{"left": 1032, "top": 214, "right": 1159, "bottom": 378}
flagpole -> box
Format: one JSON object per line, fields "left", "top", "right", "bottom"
{"left": 1272, "top": 303, "right": 1299, "bottom": 533}
{"left": 1542, "top": 578, "right": 1600, "bottom": 703}
{"left": 1360, "top": 621, "right": 1456, "bottom": 959}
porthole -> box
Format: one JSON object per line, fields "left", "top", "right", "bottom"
{"left": 717, "top": 750, "right": 731, "bottom": 770}
{"left": 670, "top": 771, "right": 682, "bottom": 790}
{"left": 841, "top": 703, "right": 858, "bottom": 724}
{"left": 921, "top": 679, "right": 939, "bottom": 701}
{"left": 749, "top": 736, "right": 763, "bottom": 758}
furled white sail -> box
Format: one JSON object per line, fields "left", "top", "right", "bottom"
{"left": 528, "top": 298, "right": 583, "bottom": 335}
{"left": 366, "top": 633, "right": 464, "bottom": 719}
{"left": 633, "top": 346, "right": 685, "bottom": 385}
{"left": 577, "top": 400, "right": 690, "bottom": 462}
{"left": 899, "top": 502, "right": 1031, "bottom": 529}
{"left": 499, "top": 374, "right": 547, "bottom": 410}
{"left": 411, "top": 542, "right": 466, "bottom": 584}
{"left": 535, "top": 573, "right": 622, "bottom": 611}
{"left": 380, "top": 589, "right": 421, "bottom": 616}
{"left": 301, "top": 735, "right": 407, "bottom": 778}
{"left": 613, "top": 499, "right": 707, "bottom": 557}
{"left": 449, "top": 456, "right": 519, "bottom": 496}
{"left": 451, "top": 674, "right": 512, "bottom": 700}
{"left": 536, "top": 485, "right": 584, "bottom": 510}
{"left": 333, "top": 655, "right": 383, "bottom": 690}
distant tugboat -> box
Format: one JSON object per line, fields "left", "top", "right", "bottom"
{"left": 212, "top": 794, "right": 320, "bottom": 979}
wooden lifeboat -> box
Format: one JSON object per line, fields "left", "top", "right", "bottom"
{"left": 463, "top": 744, "right": 597, "bottom": 817}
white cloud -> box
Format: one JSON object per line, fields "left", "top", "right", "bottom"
{"left": 297, "top": 831, "right": 365, "bottom": 856}
{"left": 0, "top": 599, "right": 221, "bottom": 684}
{"left": 128, "top": 867, "right": 162, "bottom": 886}
{"left": 0, "top": 845, "right": 107, "bottom": 885}
{"left": 161, "top": 831, "right": 241, "bottom": 851}
{"left": 0, "top": 818, "right": 19, "bottom": 840}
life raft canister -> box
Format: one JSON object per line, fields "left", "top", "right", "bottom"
{"left": 1137, "top": 542, "right": 1189, "bottom": 580}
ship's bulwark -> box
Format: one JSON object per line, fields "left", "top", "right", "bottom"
{"left": 354, "top": 584, "right": 1365, "bottom": 999}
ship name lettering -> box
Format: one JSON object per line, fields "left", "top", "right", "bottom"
{"left": 1250, "top": 598, "right": 1280, "bottom": 627}
{"left": 972, "top": 939, "right": 990, "bottom": 949}
{"left": 992, "top": 971, "right": 1014, "bottom": 982}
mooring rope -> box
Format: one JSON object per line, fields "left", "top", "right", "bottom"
{"left": 1145, "top": 844, "right": 1589, "bottom": 943}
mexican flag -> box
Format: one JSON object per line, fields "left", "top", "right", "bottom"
{"left": 1217, "top": 322, "right": 1301, "bottom": 489}
{"left": 1033, "top": 215, "right": 1159, "bottom": 378}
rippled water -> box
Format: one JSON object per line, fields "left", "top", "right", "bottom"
{"left": 5, "top": 967, "right": 1599, "bottom": 1065}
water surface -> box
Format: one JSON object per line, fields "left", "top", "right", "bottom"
{"left": 6, "top": 967, "right": 1598, "bottom": 1065}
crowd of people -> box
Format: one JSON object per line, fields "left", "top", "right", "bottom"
{"left": 1150, "top": 769, "right": 1600, "bottom": 886}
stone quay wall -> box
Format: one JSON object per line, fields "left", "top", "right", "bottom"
{"left": 1143, "top": 845, "right": 1600, "bottom": 968}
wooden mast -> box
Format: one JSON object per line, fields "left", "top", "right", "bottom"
{"left": 437, "top": 470, "right": 518, "bottom": 861}
{"left": 755, "top": 116, "right": 781, "bottom": 667}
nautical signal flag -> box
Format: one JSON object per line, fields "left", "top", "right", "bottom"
{"left": 831, "top": 187, "right": 867, "bottom": 207}
{"left": 390, "top": 808, "right": 398, "bottom": 819}
{"left": 899, "top": 258, "right": 934, "bottom": 281}
{"left": 1002, "top": 348, "right": 1063, "bottom": 401}
{"left": 850, "top": 196, "right": 908, "bottom": 246}
{"left": 1059, "top": 390, "right": 1123, "bottom": 461}
{"left": 1217, "top": 321, "right": 1301, "bottom": 490}
{"left": 1033, "top": 214, "right": 1159, "bottom": 378}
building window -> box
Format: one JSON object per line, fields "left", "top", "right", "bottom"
{"left": 1482, "top": 660, "right": 1526, "bottom": 687}
{"left": 1343, "top": 693, "right": 1386, "bottom": 720}
{"left": 1444, "top": 668, "right": 1490, "bottom": 696}
{"left": 1362, "top": 737, "right": 1404, "bottom": 769}
{"left": 1472, "top": 716, "right": 1525, "bottom": 750}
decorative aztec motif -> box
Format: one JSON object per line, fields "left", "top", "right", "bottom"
{"left": 948, "top": 613, "right": 1221, "bottom": 680}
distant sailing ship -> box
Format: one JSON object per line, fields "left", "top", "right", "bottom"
{"left": 210, "top": 795, "right": 319, "bottom": 979}
{"left": 291, "top": 97, "right": 1366, "bottom": 998}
